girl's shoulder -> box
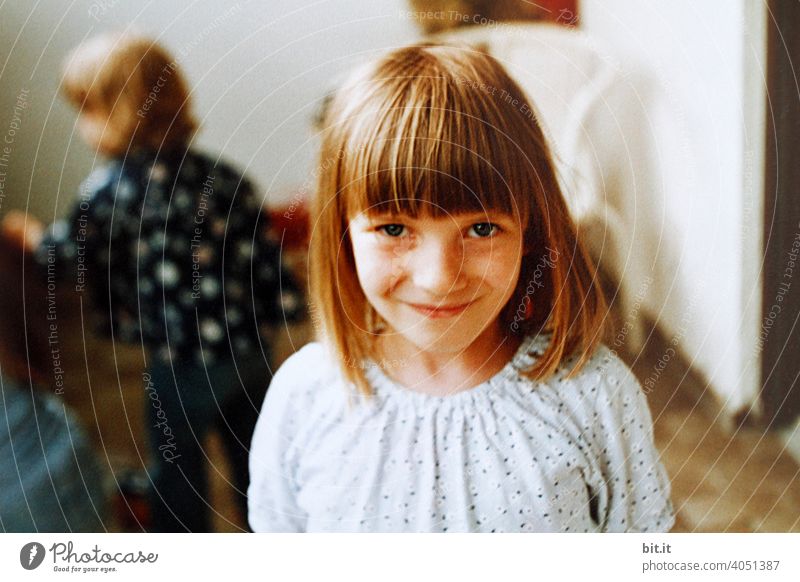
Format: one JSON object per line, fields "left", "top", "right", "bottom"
{"left": 272, "top": 341, "right": 334, "bottom": 381}
{"left": 267, "top": 342, "right": 347, "bottom": 407}
{"left": 514, "top": 336, "right": 645, "bottom": 414}
{"left": 539, "top": 341, "right": 654, "bottom": 431}
{"left": 556, "top": 343, "right": 637, "bottom": 390}
{"left": 514, "top": 335, "right": 634, "bottom": 386}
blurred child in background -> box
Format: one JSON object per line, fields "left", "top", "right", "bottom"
{"left": 6, "top": 32, "right": 304, "bottom": 532}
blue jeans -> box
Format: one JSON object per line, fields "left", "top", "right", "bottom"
{"left": 145, "top": 355, "right": 270, "bottom": 532}
{"left": 0, "top": 377, "right": 106, "bottom": 532}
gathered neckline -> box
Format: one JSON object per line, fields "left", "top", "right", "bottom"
{"left": 363, "top": 334, "right": 549, "bottom": 406}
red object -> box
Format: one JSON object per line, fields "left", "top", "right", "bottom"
{"left": 267, "top": 202, "right": 310, "bottom": 251}
{"left": 539, "top": 0, "right": 579, "bottom": 26}
{"left": 112, "top": 469, "right": 152, "bottom": 532}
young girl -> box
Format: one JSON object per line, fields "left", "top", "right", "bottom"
{"left": 248, "top": 44, "right": 674, "bottom": 532}
{"left": 7, "top": 32, "right": 303, "bottom": 532}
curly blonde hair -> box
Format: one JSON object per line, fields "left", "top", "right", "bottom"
{"left": 61, "top": 31, "right": 197, "bottom": 155}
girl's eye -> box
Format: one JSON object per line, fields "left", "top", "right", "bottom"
{"left": 378, "top": 224, "right": 406, "bottom": 237}
{"left": 468, "top": 222, "right": 499, "bottom": 238}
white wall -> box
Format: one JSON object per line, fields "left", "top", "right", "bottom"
{"left": 0, "top": 0, "right": 768, "bottom": 413}
{"left": 0, "top": 0, "right": 419, "bottom": 221}
{"left": 581, "top": 0, "right": 767, "bottom": 414}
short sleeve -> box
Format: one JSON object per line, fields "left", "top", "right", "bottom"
{"left": 247, "top": 345, "right": 313, "bottom": 532}
{"left": 586, "top": 351, "right": 675, "bottom": 532}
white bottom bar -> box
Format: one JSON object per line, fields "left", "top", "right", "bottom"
{"left": 1, "top": 533, "right": 798, "bottom": 581}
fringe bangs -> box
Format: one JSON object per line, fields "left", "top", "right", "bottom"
{"left": 334, "top": 47, "right": 534, "bottom": 225}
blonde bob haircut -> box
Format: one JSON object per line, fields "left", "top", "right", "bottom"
{"left": 61, "top": 31, "right": 197, "bottom": 155}
{"left": 311, "top": 44, "right": 606, "bottom": 396}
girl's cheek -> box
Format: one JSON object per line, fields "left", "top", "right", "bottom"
{"left": 376, "top": 239, "right": 413, "bottom": 262}
{"left": 382, "top": 245, "right": 409, "bottom": 286}
{"left": 353, "top": 238, "right": 405, "bottom": 277}
{"left": 470, "top": 241, "right": 520, "bottom": 269}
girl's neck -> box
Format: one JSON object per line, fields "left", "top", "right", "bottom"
{"left": 376, "top": 326, "right": 522, "bottom": 397}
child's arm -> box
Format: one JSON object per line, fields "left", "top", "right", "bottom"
{"left": 1, "top": 211, "right": 44, "bottom": 252}
{"left": 586, "top": 351, "right": 675, "bottom": 533}
{"left": 247, "top": 346, "right": 311, "bottom": 532}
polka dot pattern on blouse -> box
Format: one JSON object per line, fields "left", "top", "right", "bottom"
{"left": 248, "top": 335, "right": 675, "bottom": 532}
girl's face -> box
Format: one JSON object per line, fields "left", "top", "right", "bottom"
{"left": 348, "top": 207, "right": 524, "bottom": 358}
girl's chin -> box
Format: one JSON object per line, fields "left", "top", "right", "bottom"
{"left": 382, "top": 329, "right": 484, "bottom": 357}
{"left": 376, "top": 313, "right": 506, "bottom": 357}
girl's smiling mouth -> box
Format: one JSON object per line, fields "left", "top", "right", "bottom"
{"left": 406, "top": 301, "right": 474, "bottom": 319}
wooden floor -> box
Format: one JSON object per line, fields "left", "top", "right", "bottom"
{"left": 628, "top": 327, "right": 800, "bottom": 532}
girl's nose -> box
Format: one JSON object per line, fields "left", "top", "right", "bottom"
{"left": 410, "top": 238, "right": 467, "bottom": 296}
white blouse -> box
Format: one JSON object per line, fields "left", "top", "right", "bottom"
{"left": 248, "top": 335, "right": 674, "bottom": 532}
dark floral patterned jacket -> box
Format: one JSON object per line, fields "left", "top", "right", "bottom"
{"left": 37, "top": 148, "right": 304, "bottom": 365}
